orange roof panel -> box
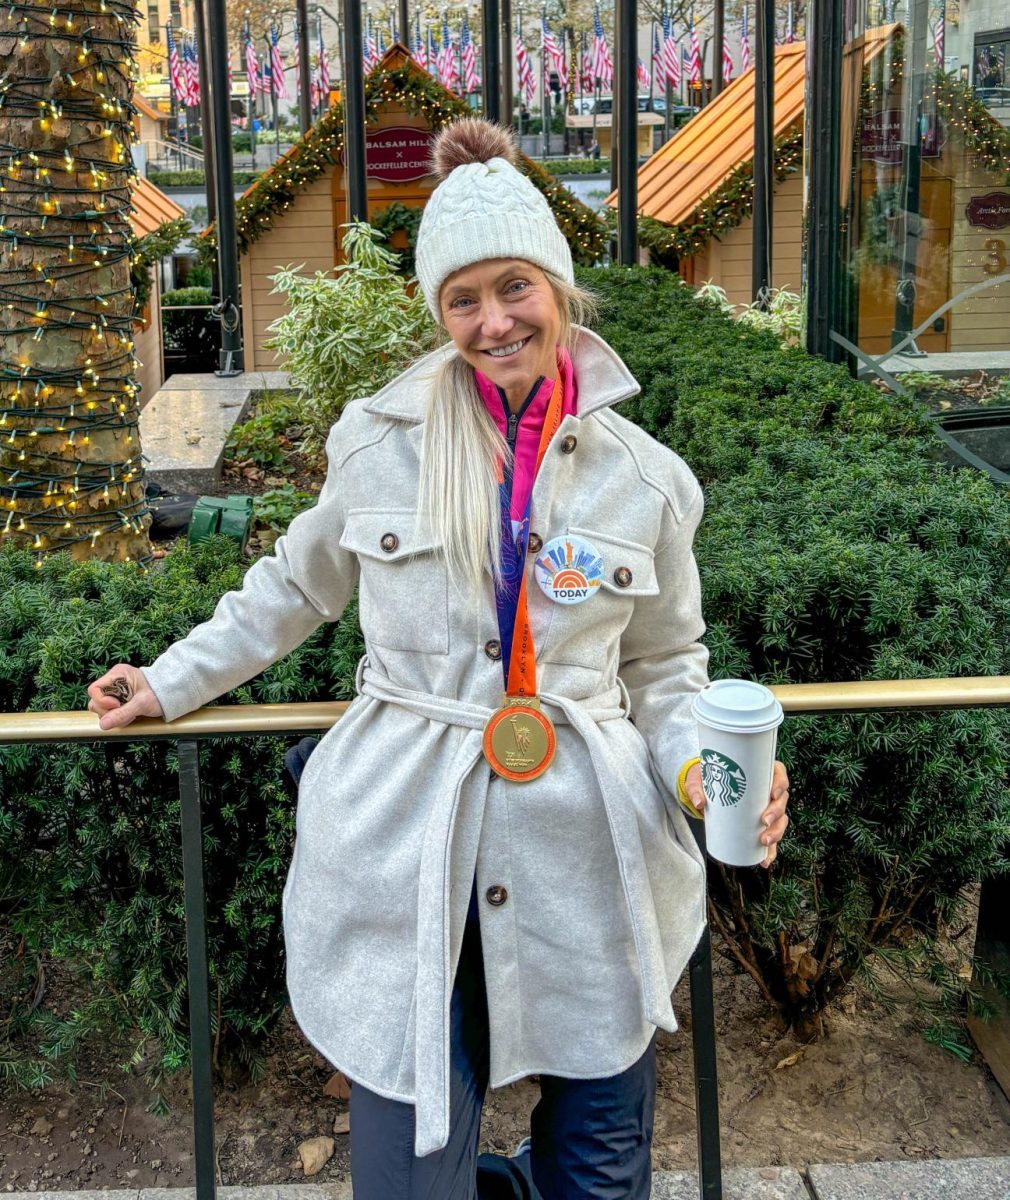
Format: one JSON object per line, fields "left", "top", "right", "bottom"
{"left": 129, "top": 174, "right": 186, "bottom": 238}
{"left": 618, "top": 25, "right": 900, "bottom": 230}
{"left": 615, "top": 41, "right": 806, "bottom": 226}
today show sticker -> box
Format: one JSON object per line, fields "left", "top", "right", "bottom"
{"left": 533, "top": 534, "right": 604, "bottom": 605}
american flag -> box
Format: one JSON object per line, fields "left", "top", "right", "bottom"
{"left": 364, "top": 13, "right": 378, "bottom": 70}
{"left": 652, "top": 25, "right": 663, "bottom": 83}
{"left": 688, "top": 20, "right": 702, "bottom": 86}
{"left": 377, "top": 25, "right": 387, "bottom": 58}
{"left": 934, "top": 3, "right": 945, "bottom": 67}
{"left": 516, "top": 21, "right": 536, "bottom": 100}
{"left": 636, "top": 57, "right": 650, "bottom": 89}
{"left": 413, "top": 13, "right": 427, "bottom": 67}
{"left": 318, "top": 15, "right": 330, "bottom": 98}
{"left": 182, "top": 33, "right": 200, "bottom": 106}
{"left": 439, "top": 14, "right": 459, "bottom": 91}
{"left": 662, "top": 10, "right": 680, "bottom": 87}
{"left": 293, "top": 20, "right": 301, "bottom": 92}
{"left": 592, "top": 5, "right": 613, "bottom": 89}
{"left": 722, "top": 34, "right": 734, "bottom": 82}
{"left": 427, "top": 26, "right": 438, "bottom": 76}
{"left": 461, "top": 12, "right": 480, "bottom": 93}
{"left": 270, "top": 22, "right": 287, "bottom": 99}
{"left": 741, "top": 5, "right": 750, "bottom": 72}
{"left": 166, "top": 19, "right": 185, "bottom": 103}
{"left": 244, "top": 20, "right": 260, "bottom": 95}
{"left": 542, "top": 15, "right": 565, "bottom": 76}
{"left": 580, "top": 39, "right": 594, "bottom": 92}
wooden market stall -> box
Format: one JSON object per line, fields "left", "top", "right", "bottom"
{"left": 129, "top": 175, "right": 185, "bottom": 404}
{"left": 227, "top": 44, "right": 605, "bottom": 370}
{"left": 626, "top": 29, "right": 1010, "bottom": 356}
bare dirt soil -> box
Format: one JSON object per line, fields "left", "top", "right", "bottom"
{"left": 3, "top": 952, "right": 1008, "bottom": 1193}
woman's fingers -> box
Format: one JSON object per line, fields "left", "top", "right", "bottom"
{"left": 684, "top": 761, "right": 705, "bottom": 812}
{"left": 86, "top": 665, "right": 163, "bottom": 729}
{"left": 758, "top": 760, "right": 790, "bottom": 869}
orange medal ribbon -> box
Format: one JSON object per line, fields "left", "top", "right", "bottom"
{"left": 482, "top": 375, "right": 563, "bottom": 782}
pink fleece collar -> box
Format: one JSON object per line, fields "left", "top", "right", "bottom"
{"left": 475, "top": 348, "right": 578, "bottom": 522}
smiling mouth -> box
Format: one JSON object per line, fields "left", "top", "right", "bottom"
{"left": 483, "top": 336, "right": 532, "bottom": 359}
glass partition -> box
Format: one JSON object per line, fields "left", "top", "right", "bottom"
{"left": 826, "top": 1, "right": 1010, "bottom": 373}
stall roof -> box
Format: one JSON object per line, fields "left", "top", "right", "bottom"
{"left": 619, "top": 25, "right": 900, "bottom": 228}
{"left": 129, "top": 174, "right": 186, "bottom": 238}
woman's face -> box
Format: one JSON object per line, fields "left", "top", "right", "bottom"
{"left": 440, "top": 259, "right": 563, "bottom": 396}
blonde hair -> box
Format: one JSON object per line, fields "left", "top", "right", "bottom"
{"left": 418, "top": 275, "right": 598, "bottom": 593}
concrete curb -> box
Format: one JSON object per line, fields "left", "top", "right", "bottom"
{"left": 10, "top": 1160, "right": 1010, "bottom": 1200}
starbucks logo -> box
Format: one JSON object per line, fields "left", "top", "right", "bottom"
{"left": 701, "top": 749, "right": 748, "bottom": 807}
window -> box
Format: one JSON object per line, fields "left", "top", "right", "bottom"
{"left": 973, "top": 29, "right": 1010, "bottom": 94}
{"left": 148, "top": 1, "right": 160, "bottom": 43}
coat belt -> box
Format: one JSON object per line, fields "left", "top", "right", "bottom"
{"left": 355, "top": 659, "right": 676, "bottom": 1156}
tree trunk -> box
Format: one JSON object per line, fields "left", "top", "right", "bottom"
{"left": 0, "top": 0, "right": 151, "bottom": 563}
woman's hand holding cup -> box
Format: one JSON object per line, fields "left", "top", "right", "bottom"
{"left": 87, "top": 665, "right": 164, "bottom": 730}
{"left": 683, "top": 759, "right": 789, "bottom": 868}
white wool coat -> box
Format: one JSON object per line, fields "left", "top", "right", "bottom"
{"left": 143, "top": 328, "right": 710, "bottom": 1157}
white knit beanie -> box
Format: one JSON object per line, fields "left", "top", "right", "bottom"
{"left": 415, "top": 119, "right": 574, "bottom": 320}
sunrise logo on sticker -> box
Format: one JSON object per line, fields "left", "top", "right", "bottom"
{"left": 534, "top": 535, "right": 604, "bottom": 605}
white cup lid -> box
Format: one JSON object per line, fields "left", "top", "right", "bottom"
{"left": 692, "top": 679, "right": 783, "bottom": 734}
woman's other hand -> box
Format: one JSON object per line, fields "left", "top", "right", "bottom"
{"left": 683, "top": 760, "right": 790, "bottom": 869}
{"left": 87, "top": 665, "right": 164, "bottom": 730}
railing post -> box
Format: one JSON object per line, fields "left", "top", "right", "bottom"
{"left": 687, "top": 817, "right": 724, "bottom": 1200}
{"left": 178, "top": 740, "right": 217, "bottom": 1200}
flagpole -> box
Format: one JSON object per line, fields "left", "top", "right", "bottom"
{"left": 483, "top": 0, "right": 501, "bottom": 119}
{"left": 542, "top": 6, "right": 550, "bottom": 159}
{"left": 713, "top": 0, "right": 724, "bottom": 96}
{"left": 264, "top": 32, "right": 280, "bottom": 150}
{"left": 296, "top": 0, "right": 312, "bottom": 133}
{"left": 752, "top": 0, "right": 774, "bottom": 308}
{"left": 192, "top": 0, "right": 218, "bottom": 226}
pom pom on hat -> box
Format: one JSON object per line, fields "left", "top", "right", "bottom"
{"left": 415, "top": 118, "right": 574, "bottom": 319}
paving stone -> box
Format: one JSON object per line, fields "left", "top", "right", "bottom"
{"left": 651, "top": 1166, "right": 808, "bottom": 1199}
{"left": 138, "top": 1187, "right": 346, "bottom": 1200}
{"left": 140, "top": 389, "right": 253, "bottom": 492}
{"left": 862, "top": 350, "right": 1010, "bottom": 379}
{"left": 806, "top": 1156, "right": 1010, "bottom": 1199}
{"left": 156, "top": 371, "right": 291, "bottom": 393}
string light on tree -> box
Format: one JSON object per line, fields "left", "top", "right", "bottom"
{"left": 0, "top": 0, "right": 153, "bottom": 566}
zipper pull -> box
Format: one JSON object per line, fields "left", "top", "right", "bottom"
{"left": 507, "top": 412, "right": 519, "bottom": 443}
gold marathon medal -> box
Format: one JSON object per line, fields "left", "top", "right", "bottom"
{"left": 483, "top": 695, "right": 557, "bottom": 783}
{"left": 483, "top": 374, "right": 563, "bottom": 782}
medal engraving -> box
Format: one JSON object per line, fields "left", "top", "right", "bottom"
{"left": 484, "top": 697, "right": 556, "bottom": 782}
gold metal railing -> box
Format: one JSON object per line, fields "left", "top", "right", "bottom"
{"left": 3, "top": 675, "right": 1010, "bottom": 745}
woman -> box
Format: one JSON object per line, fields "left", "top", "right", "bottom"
{"left": 89, "top": 119, "right": 789, "bottom": 1199}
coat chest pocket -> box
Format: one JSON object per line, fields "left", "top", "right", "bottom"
{"left": 340, "top": 509, "right": 449, "bottom": 654}
{"left": 541, "top": 527, "right": 659, "bottom": 669}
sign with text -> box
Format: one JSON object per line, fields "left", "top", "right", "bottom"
{"left": 861, "top": 109, "right": 942, "bottom": 164}
{"left": 966, "top": 192, "right": 1010, "bottom": 231}
{"left": 342, "top": 127, "right": 434, "bottom": 183}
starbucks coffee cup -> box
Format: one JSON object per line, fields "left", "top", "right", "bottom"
{"left": 691, "top": 679, "right": 784, "bottom": 867}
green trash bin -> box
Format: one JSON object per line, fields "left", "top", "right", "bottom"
{"left": 187, "top": 495, "right": 255, "bottom": 551}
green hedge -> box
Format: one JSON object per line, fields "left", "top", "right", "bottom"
{"left": 3, "top": 267, "right": 1008, "bottom": 1089}
{"left": 589, "top": 266, "right": 1010, "bottom": 1038}
{"left": 541, "top": 158, "right": 612, "bottom": 176}
{"left": 147, "top": 169, "right": 264, "bottom": 189}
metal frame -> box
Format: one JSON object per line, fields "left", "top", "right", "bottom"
{"left": 6, "top": 674, "right": 1010, "bottom": 1200}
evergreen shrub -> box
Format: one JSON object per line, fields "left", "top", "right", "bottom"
{"left": 0, "top": 539, "right": 365, "bottom": 1095}
{"left": 588, "top": 266, "right": 1010, "bottom": 1039}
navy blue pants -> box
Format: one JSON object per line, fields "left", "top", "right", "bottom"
{"left": 348, "top": 887, "right": 656, "bottom": 1200}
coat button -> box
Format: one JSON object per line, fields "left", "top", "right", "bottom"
{"left": 485, "top": 885, "right": 508, "bottom": 907}
{"left": 484, "top": 639, "right": 502, "bottom": 661}
{"left": 380, "top": 532, "right": 399, "bottom": 553}
{"left": 560, "top": 435, "right": 578, "bottom": 454}
{"left": 528, "top": 533, "right": 543, "bottom": 554}
{"left": 614, "top": 566, "right": 633, "bottom": 588}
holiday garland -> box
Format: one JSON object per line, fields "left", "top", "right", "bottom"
{"left": 199, "top": 56, "right": 607, "bottom": 268}
{"left": 634, "top": 125, "right": 804, "bottom": 266}
{"left": 130, "top": 213, "right": 189, "bottom": 312}
{"left": 637, "top": 51, "right": 1010, "bottom": 268}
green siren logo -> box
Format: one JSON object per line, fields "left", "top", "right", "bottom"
{"left": 701, "top": 749, "right": 747, "bottom": 807}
